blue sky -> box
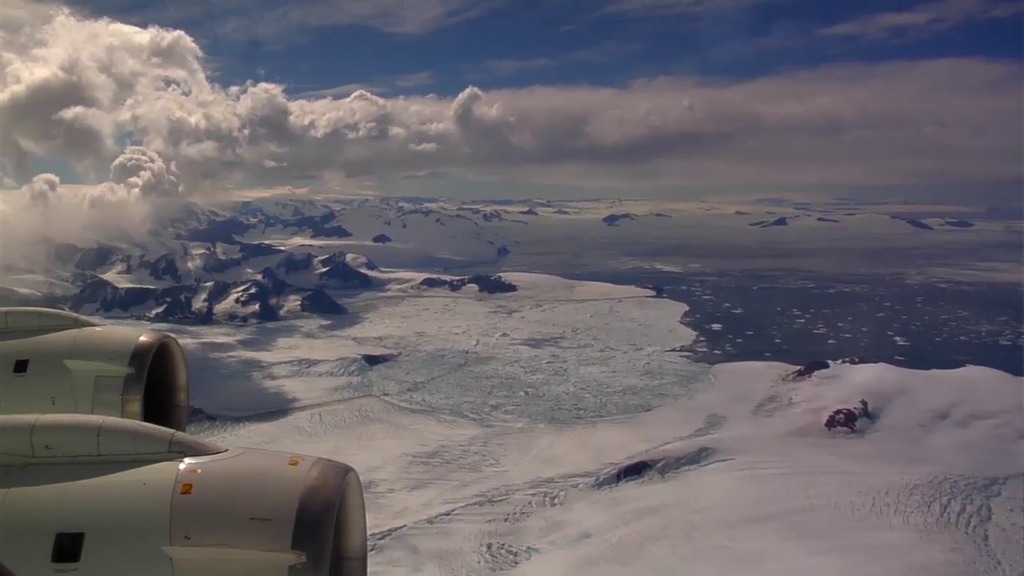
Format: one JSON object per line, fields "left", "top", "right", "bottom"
{"left": 64, "top": 0, "right": 1023, "bottom": 96}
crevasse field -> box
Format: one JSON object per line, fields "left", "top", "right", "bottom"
{"left": 155, "top": 270, "right": 1023, "bottom": 576}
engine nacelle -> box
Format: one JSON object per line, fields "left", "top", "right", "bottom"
{"left": 0, "top": 415, "right": 368, "bottom": 576}
{"left": 0, "top": 307, "right": 189, "bottom": 431}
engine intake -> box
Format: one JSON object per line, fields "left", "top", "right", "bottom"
{"left": 124, "top": 331, "right": 190, "bottom": 431}
{"left": 0, "top": 308, "right": 190, "bottom": 431}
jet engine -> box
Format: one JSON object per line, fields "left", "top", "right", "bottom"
{"left": 0, "top": 308, "right": 369, "bottom": 576}
{"left": 0, "top": 307, "right": 190, "bottom": 430}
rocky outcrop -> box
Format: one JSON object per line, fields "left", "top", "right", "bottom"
{"left": 372, "top": 233, "right": 393, "bottom": 244}
{"left": 593, "top": 447, "right": 717, "bottom": 489}
{"left": 786, "top": 356, "right": 878, "bottom": 380}
{"left": 824, "top": 399, "right": 875, "bottom": 433}
{"left": 837, "top": 356, "right": 875, "bottom": 366}
{"left": 63, "top": 272, "right": 338, "bottom": 325}
{"left": 602, "top": 213, "right": 637, "bottom": 226}
{"left": 317, "top": 255, "right": 373, "bottom": 289}
{"left": 54, "top": 244, "right": 121, "bottom": 271}
{"left": 361, "top": 353, "right": 397, "bottom": 367}
{"left": 788, "top": 359, "right": 831, "bottom": 379}
{"left": 749, "top": 217, "right": 789, "bottom": 228}
{"left": 141, "top": 253, "right": 183, "bottom": 283}
{"left": 638, "top": 284, "right": 665, "bottom": 297}
{"left": 943, "top": 219, "right": 975, "bottom": 228}
{"left": 417, "top": 274, "right": 518, "bottom": 294}
{"left": 300, "top": 288, "right": 347, "bottom": 315}
{"left": 890, "top": 216, "right": 934, "bottom": 230}
{"left": 277, "top": 252, "right": 316, "bottom": 274}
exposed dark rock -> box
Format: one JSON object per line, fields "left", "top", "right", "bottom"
{"left": 181, "top": 216, "right": 252, "bottom": 243}
{"left": 519, "top": 208, "right": 539, "bottom": 216}
{"left": 602, "top": 213, "right": 637, "bottom": 226}
{"left": 837, "top": 356, "right": 876, "bottom": 366}
{"left": 188, "top": 405, "right": 218, "bottom": 424}
{"left": 199, "top": 252, "right": 236, "bottom": 275}
{"left": 277, "top": 252, "right": 315, "bottom": 274}
{"left": 317, "top": 256, "right": 373, "bottom": 289}
{"left": 638, "top": 283, "right": 665, "bottom": 297}
{"left": 760, "top": 217, "right": 789, "bottom": 228}
{"left": 890, "top": 216, "right": 934, "bottom": 230}
{"left": 238, "top": 242, "right": 285, "bottom": 259}
{"left": 787, "top": 356, "right": 876, "bottom": 380}
{"left": 417, "top": 274, "right": 518, "bottom": 294}
{"left": 178, "top": 207, "right": 352, "bottom": 244}
{"left": 465, "top": 274, "right": 518, "bottom": 294}
{"left": 151, "top": 285, "right": 201, "bottom": 323}
{"left": 418, "top": 277, "right": 450, "bottom": 289}
{"left": 593, "top": 447, "right": 717, "bottom": 489}
{"left": 825, "top": 399, "right": 875, "bottom": 433}
{"left": 300, "top": 288, "right": 347, "bottom": 315}
{"left": 310, "top": 224, "right": 353, "bottom": 239}
{"left": 258, "top": 268, "right": 291, "bottom": 297}
{"left": 816, "top": 217, "right": 840, "bottom": 223}
{"left": 230, "top": 279, "right": 280, "bottom": 322}
{"left": 788, "top": 359, "right": 831, "bottom": 379}
{"left": 69, "top": 276, "right": 156, "bottom": 312}
{"left": 75, "top": 245, "right": 119, "bottom": 271}
{"left": 361, "top": 353, "right": 396, "bottom": 367}
{"left": 372, "top": 233, "right": 393, "bottom": 244}
{"left": 943, "top": 219, "right": 975, "bottom": 228}
{"left": 141, "top": 253, "right": 183, "bottom": 283}
{"left": 496, "top": 245, "right": 511, "bottom": 258}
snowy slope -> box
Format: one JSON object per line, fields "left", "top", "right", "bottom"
{"left": 132, "top": 270, "right": 1024, "bottom": 576}
{"left": 4, "top": 194, "right": 1021, "bottom": 574}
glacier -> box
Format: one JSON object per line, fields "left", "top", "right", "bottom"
{"left": 2, "top": 195, "right": 1021, "bottom": 575}
{"left": 171, "top": 270, "right": 1021, "bottom": 576}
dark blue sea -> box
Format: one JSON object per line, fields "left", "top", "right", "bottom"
{"left": 560, "top": 270, "right": 1024, "bottom": 377}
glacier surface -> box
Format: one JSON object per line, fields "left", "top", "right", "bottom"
{"left": 164, "top": 269, "right": 1023, "bottom": 576}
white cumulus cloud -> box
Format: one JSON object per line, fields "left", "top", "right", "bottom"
{"left": 0, "top": 1, "right": 1020, "bottom": 209}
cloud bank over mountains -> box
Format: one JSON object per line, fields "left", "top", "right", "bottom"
{"left": 0, "top": 0, "right": 1020, "bottom": 260}
{"left": 2, "top": 2, "right": 1020, "bottom": 199}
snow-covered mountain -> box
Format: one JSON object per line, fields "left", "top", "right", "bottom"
{"left": 3, "top": 194, "right": 1016, "bottom": 323}
{"left": 3, "top": 194, "right": 1021, "bottom": 575}
{"left": 0, "top": 196, "right": 537, "bottom": 324}
{"left": 162, "top": 269, "right": 1020, "bottom": 576}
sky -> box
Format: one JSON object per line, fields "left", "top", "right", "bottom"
{"left": 0, "top": 0, "right": 1021, "bottom": 205}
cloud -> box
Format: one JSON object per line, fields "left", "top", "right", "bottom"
{"left": 296, "top": 83, "right": 389, "bottom": 99}
{"left": 393, "top": 71, "right": 437, "bottom": 88}
{"left": 295, "top": 71, "right": 436, "bottom": 99}
{"left": 819, "top": 0, "right": 1024, "bottom": 39}
{"left": 109, "top": 146, "right": 182, "bottom": 199}
{"left": 0, "top": 169, "right": 168, "bottom": 268}
{"left": 1, "top": 3, "right": 1020, "bottom": 204}
{"left": 472, "top": 42, "right": 641, "bottom": 78}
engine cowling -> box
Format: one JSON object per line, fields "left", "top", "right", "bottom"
{"left": 0, "top": 308, "right": 369, "bottom": 575}
{"left": 0, "top": 307, "right": 189, "bottom": 431}
{"left": 0, "top": 415, "right": 368, "bottom": 576}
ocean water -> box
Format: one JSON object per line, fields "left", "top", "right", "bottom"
{"left": 563, "top": 269, "right": 1023, "bottom": 376}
